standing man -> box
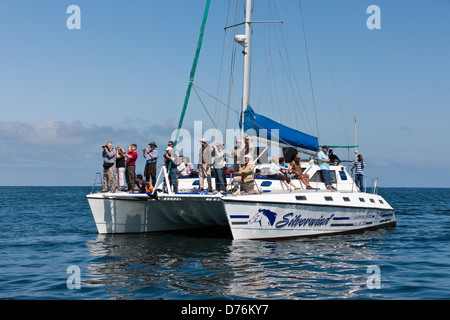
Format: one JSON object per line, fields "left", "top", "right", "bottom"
{"left": 198, "top": 138, "right": 212, "bottom": 192}
{"left": 143, "top": 141, "right": 158, "bottom": 187}
{"left": 102, "top": 142, "right": 116, "bottom": 193}
{"left": 244, "top": 136, "right": 255, "bottom": 160}
{"left": 317, "top": 145, "right": 336, "bottom": 190}
{"left": 212, "top": 142, "right": 226, "bottom": 192}
{"left": 351, "top": 154, "right": 365, "bottom": 192}
{"left": 124, "top": 144, "right": 138, "bottom": 192}
{"left": 233, "top": 138, "right": 244, "bottom": 173}
{"left": 163, "top": 146, "right": 178, "bottom": 193}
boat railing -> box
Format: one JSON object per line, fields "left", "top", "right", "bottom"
{"left": 226, "top": 171, "right": 263, "bottom": 195}
{"left": 152, "top": 166, "right": 174, "bottom": 195}
{"left": 90, "top": 172, "right": 103, "bottom": 194}
{"left": 350, "top": 173, "right": 379, "bottom": 194}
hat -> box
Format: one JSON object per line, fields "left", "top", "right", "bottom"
{"left": 322, "top": 145, "right": 329, "bottom": 149}
{"left": 244, "top": 154, "right": 252, "bottom": 159}
{"left": 166, "top": 146, "right": 172, "bottom": 151}
{"left": 215, "top": 141, "right": 224, "bottom": 146}
{"left": 245, "top": 136, "right": 252, "bottom": 140}
{"left": 149, "top": 141, "right": 157, "bottom": 147}
{"left": 295, "top": 154, "right": 301, "bottom": 159}
{"left": 200, "top": 138, "right": 207, "bottom": 143}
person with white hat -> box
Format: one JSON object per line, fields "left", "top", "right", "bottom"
{"left": 231, "top": 154, "right": 256, "bottom": 193}
{"left": 198, "top": 138, "right": 212, "bottom": 192}
{"left": 212, "top": 142, "right": 226, "bottom": 192}
{"left": 163, "top": 145, "right": 178, "bottom": 192}
{"left": 102, "top": 142, "right": 116, "bottom": 193}
{"left": 269, "top": 155, "right": 299, "bottom": 190}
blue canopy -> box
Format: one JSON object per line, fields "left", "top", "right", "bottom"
{"left": 242, "top": 106, "right": 319, "bottom": 153}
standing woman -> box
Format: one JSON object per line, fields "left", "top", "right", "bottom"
{"left": 115, "top": 147, "right": 126, "bottom": 191}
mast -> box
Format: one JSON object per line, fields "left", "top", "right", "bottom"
{"left": 241, "top": 0, "right": 252, "bottom": 132}
{"left": 229, "top": 0, "right": 281, "bottom": 136}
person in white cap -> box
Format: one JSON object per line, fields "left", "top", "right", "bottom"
{"left": 198, "top": 138, "right": 212, "bottom": 192}
{"left": 102, "top": 142, "right": 116, "bottom": 193}
{"left": 232, "top": 154, "right": 256, "bottom": 193}
{"left": 212, "top": 142, "right": 226, "bottom": 192}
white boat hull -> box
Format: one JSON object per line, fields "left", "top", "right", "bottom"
{"left": 86, "top": 192, "right": 227, "bottom": 234}
{"left": 223, "top": 191, "right": 396, "bottom": 240}
{"left": 86, "top": 164, "right": 395, "bottom": 238}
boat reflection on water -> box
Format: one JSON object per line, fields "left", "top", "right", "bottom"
{"left": 84, "top": 229, "right": 395, "bottom": 300}
{"left": 85, "top": 231, "right": 234, "bottom": 299}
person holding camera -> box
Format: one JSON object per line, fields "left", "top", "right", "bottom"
{"left": 102, "top": 142, "right": 116, "bottom": 193}
{"left": 124, "top": 144, "right": 138, "bottom": 192}
{"left": 143, "top": 141, "right": 158, "bottom": 187}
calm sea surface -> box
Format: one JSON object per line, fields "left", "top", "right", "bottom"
{"left": 0, "top": 187, "right": 449, "bottom": 300}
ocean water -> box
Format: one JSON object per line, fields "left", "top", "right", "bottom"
{"left": 0, "top": 186, "right": 449, "bottom": 300}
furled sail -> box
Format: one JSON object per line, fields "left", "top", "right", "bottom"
{"left": 242, "top": 106, "right": 319, "bottom": 155}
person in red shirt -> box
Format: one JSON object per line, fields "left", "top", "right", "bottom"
{"left": 124, "top": 144, "right": 138, "bottom": 192}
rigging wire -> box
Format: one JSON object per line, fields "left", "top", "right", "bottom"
{"left": 313, "top": 0, "right": 350, "bottom": 145}
{"left": 213, "top": 0, "right": 233, "bottom": 125}
{"left": 192, "top": 84, "right": 219, "bottom": 129}
{"left": 191, "top": 81, "right": 240, "bottom": 116}
{"left": 298, "top": 0, "right": 321, "bottom": 144}
{"left": 194, "top": 0, "right": 345, "bottom": 151}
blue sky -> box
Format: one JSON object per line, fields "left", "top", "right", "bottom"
{"left": 0, "top": 0, "right": 449, "bottom": 187}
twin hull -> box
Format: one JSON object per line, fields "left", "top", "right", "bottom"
{"left": 86, "top": 191, "right": 396, "bottom": 240}
{"left": 87, "top": 193, "right": 227, "bottom": 234}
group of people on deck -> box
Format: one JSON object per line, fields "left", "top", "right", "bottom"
{"left": 101, "top": 142, "right": 152, "bottom": 193}
{"left": 101, "top": 138, "right": 366, "bottom": 194}
{"left": 101, "top": 140, "right": 194, "bottom": 194}
{"left": 268, "top": 154, "right": 313, "bottom": 190}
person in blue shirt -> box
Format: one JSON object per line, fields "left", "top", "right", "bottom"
{"left": 143, "top": 141, "right": 158, "bottom": 187}
{"left": 317, "top": 145, "right": 336, "bottom": 190}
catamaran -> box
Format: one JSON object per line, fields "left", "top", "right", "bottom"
{"left": 86, "top": 0, "right": 396, "bottom": 240}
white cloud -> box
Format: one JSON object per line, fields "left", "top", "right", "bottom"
{"left": 0, "top": 119, "right": 179, "bottom": 185}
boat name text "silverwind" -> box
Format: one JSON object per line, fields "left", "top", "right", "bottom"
{"left": 275, "top": 213, "right": 335, "bottom": 229}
